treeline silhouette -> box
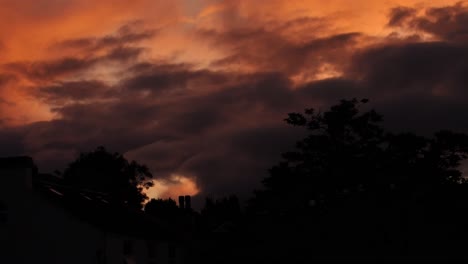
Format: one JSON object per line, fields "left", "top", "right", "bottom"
{"left": 198, "top": 99, "right": 468, "bottom": 262}
{"left": 61, "top": 99, "right": 468, "bottom": 262}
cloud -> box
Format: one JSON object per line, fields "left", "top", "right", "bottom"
{"left": 199, "top": 23, "right": 362, "bottom": 82}
{"left": 0, "top": 126, "right": 25, "bottom": 155}
{"left": 4, "top": 57, "right": 97, "bottom": 81}
{"left": 387, "top": 7, "right": 418, "bottom": 27}
{"left": 3, "top": 0, "right": 468, "bottom": 209}
{"left": 4, "top": 23, "right": 153, "bottom": 82}
{"left": 52, "top": 21, "right": 156, "bottom": 64}
{"left": 36, "top": 80, "right": 111, "bottom": 104}
{"left": 350, "top": 41, "right": 468, "bottom": 98}
{"left": 388, "top": 2, "right": 468, "bottom": 41}
{"left": 11, "top": 66, "right": 306, "bottom": 208}
{"left": 121, "top": 62, "right": 228, "bottom": 96}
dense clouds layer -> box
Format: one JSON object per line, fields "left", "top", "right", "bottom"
{"left": 1, "top": 1, "right": 468, "bottom": 208}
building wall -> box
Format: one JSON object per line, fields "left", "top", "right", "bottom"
{"left": 0, "top": 163, "right": 182, "bottom": 264}
{"left": 29, "top": 191, "right": 105, "bottom": 264}
{"left": 0, "top": 166, "right": 106, "bottom": 264}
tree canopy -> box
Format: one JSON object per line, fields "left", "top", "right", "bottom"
{"left": 241, "top": 99, "right": 468, "bottom": 260}
{"left": 251, "top": 98, "right": 468, "bottom": 214}
{"left": 201, "top": 195, "right": 241, "bottom": 229}
{"left": 144, "top": 198, "right": 179, "bottom": 219}
{"left": 63, "top": 146, "right": 153, "bottom": 210}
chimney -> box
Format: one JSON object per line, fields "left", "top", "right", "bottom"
{"left": 178, "top": 195, "right": 185, "bottom": 209}
{"left": 184, "top": 195, "right": 191, "bottom": 210}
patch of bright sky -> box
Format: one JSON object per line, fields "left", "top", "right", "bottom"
{"left": 145, "top": 173, "right": 200, "bottom": 200}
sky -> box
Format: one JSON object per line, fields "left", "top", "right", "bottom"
{"left": 1, "top": 0, "right": 468, "bottom": 208}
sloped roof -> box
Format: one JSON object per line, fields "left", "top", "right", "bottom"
{"left": 35, "top": 173, "right": 173, "bottom": 239}
{"left": 0, "top": 156, "right": 177, "bottom": 240}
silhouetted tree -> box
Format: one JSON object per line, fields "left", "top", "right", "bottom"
{"left": 144, "top": 198, "right": 179, "bottom": 219}
{"left": 201, "top": 195, "right": 241, "bottom": 225}
{"left": 252, "top": 99, "right": 468, "bottom": 213}
{"left": 63, "top": 146, "right": 153, "bottom": 210}
{"left": 251, "top": 99, "right": 385, "bottom": 213}
{"left": 246, "top": 99, "right": 468, "bottom": 260}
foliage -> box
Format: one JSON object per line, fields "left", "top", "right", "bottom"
{"left": 63, "top": 146, "right": 153, "bottom": 210}
{"left": 201, "top": 195, "right": 241, "bottom": 229}
{"left": 144, "top": 198, "right": 179, "bottom": 219}
{"left": 252, "top": 99, "right": 468, "bottom": 214}
{"left": 202, "top": 196, "right": 241, "bottom": 219}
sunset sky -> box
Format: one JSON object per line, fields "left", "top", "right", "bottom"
{"left": 1, "top": 0, "right": 467, "bottom": 206}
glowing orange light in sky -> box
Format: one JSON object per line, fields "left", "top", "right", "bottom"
{"left": 145, "top": 174, "right": 200, "bottom": 201}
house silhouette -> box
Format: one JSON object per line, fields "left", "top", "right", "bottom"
{"left": 0, "top": 156, "right": 190, "bottom": 264}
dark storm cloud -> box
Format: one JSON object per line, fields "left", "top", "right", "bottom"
{"left": 37, "top": 80, "right": 111, "bottom": 103}
{"left": 387, "top": 7, "right": 417, "bottom": 27}
{"left": 23, "top": 69, "right": 303, "bottom": 199}
{"left": 389, "top": 2, "right": 468, "bottom": 41}
{"left": 3, "top": 23, "right": 153, "bottom": 82}
{"left": 54, "top": 22, "right": 156, "bottom": 53}
{"left": 274, "top": 16, "right": 330, "bottom": 34}
{"left": 0, "top": 128, "right": 24, "bottom": 157}
{"left": 0, "top": 74, "right": 16, "bottom": 106}
{"left": 162, "top": 123, "right": 308, "bottom": 209}
{"left": 120, "top": 71, "right": 292, "bottom": 136}
{"left": 15, "top": 67, "right": 230, "bottom": 169}
{"left": 374, "top": 95, "right": 468, "bottom": 135}
{"left": 349, "top": 42, "right": 468, "bottom": 97}
{"left": 322, "top": 6, "right": 468, "bottom": 135}
{"left": 292, "top": 2, "right": 468, "bottom": 135}
{"left": 0, "top": 98, "right": 14, "bottom": 106}
{"left": 122, "top": 71, "right": 310, "bottom": 203}
{"left": 196, "top": 72, "right": 293, "bottom": 110}
{"left": 5, "top": 2, "right": 468, "bottom": 207}
{"left": 295, "top": 78, "right": 364, "bottom": 104}
{"left": 201, "top": 23, "right": 362, "bottom": 77}
{"left": 4, "top": 57, "right": 97, "bottom": 81}
{"left": 103, "top": 46, "right": 146, "bottom": 62}
{"left": 0, "top": 73, "right": 16, "bottom": 86}
{"left": 3, "top": 48, "right": 144, "bottom": 82}
{"left": 121, "top": 63, "right": 228, "bottom": 95}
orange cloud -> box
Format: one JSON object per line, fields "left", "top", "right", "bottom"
{"left": 0, "top": 0, "right": 462, "bottom": 125}
{"left": 0, "top": 0, "right": 186, "bottom": 125}
{"left": 145, "top": 174, "right": 200, "bottom": 200}
{"left": 1, "top": 0, "right": 466, "bottom": 198}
